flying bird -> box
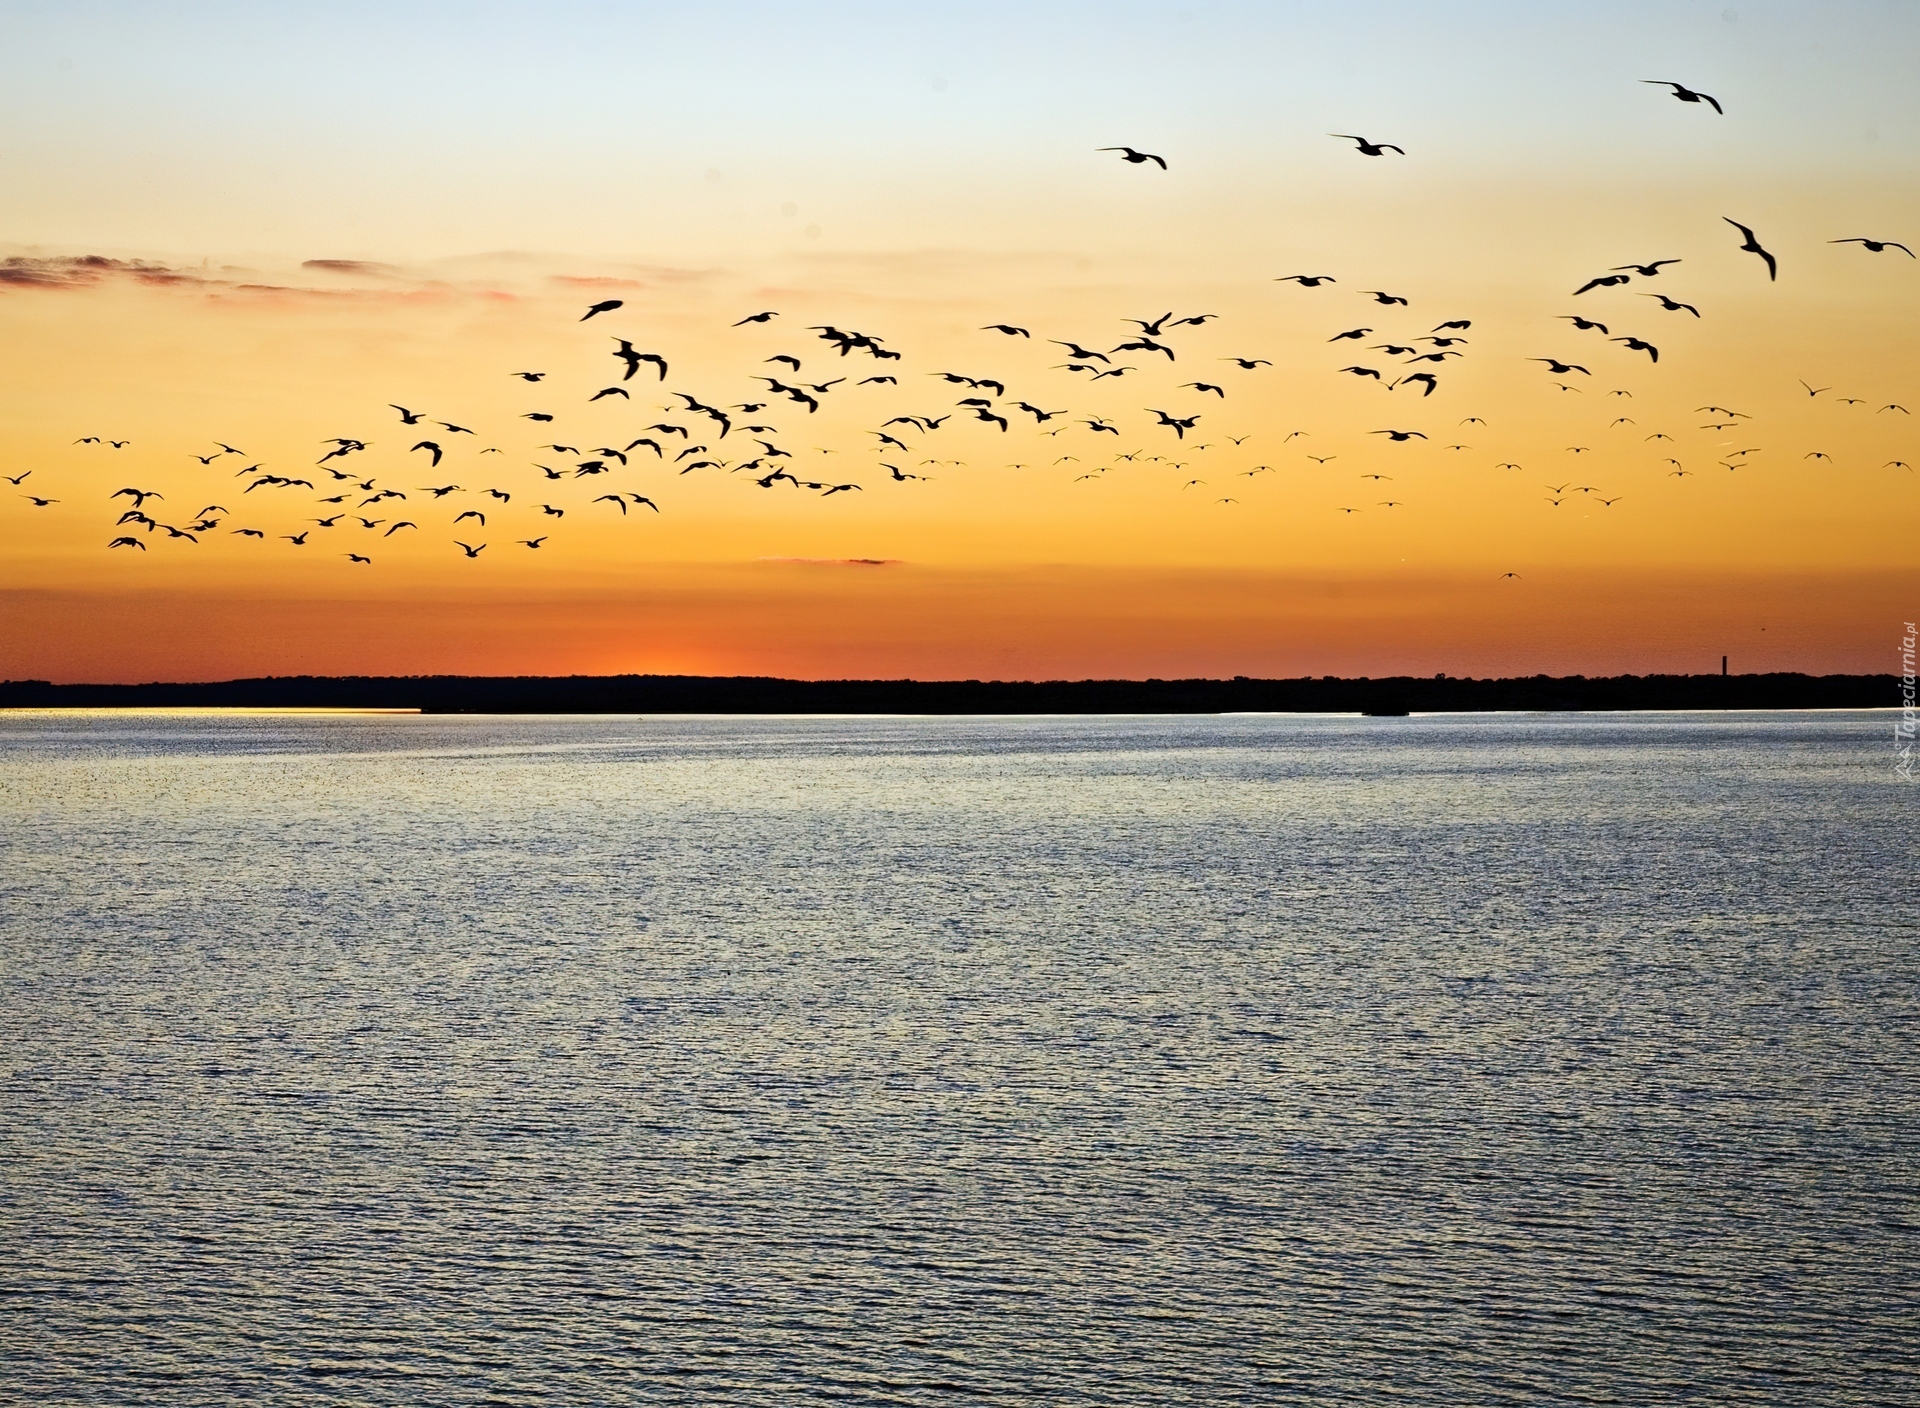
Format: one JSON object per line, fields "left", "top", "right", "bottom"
{"left": 1573, "top": 274, "right": 1631, "bottom": 295}
{"left": 1615, "top": 260, "right": 1682, "bottom": 277}
{"left": 1643, "top": 293, "right": 1701, "bottom": 316}
{"left": 1363, "top": 291, "right": 1409, "bottom": 305}
{"left": 1330, "top": 134, "right": 1404, "bottom": 156}
{"left": 581, "top": 299, "right": 623, "bottom": 320}
{"left": 1830, "top": 237, "right": 1915, "bottom": 257}
{"left": 613, "top": 340, "right": 668, "bottom": 381}
{"left": 1275, "top": 275, "right": 1336, "bottom": 287}
{"left": 1097, "top": 146, "right": 1167, "bottom": 169}
{"left": 1642, "top": 80, "right": 1723, "bottom": 114}
{"left": 1724, "top": 218, "right": 1778, "bottom": 280}
{"left": 412, "top": 441, "right": 443, "bottom": 466}
{"left": 982, "top": 324, "right": 1030, "bottom": 336}
{"left": 455, "top": 541, "right": 486, "bottom": 557}
{"left": 733, "top": 311, "right": 778, "bottom": 325}
{"left": 1612, "top": 337, "right": 1659, "bottom": 361}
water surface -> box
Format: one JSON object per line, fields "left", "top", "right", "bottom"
{"left": 1, "top": 711, "right": 1914, "bottom": 1404}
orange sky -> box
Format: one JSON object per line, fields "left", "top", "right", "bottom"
{"left": 1, "top": 3, "right": 1914, "bottom": 681}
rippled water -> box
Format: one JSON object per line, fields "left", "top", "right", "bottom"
{"left": 1, "top": 710, "right": 1914, "bottom": 1404}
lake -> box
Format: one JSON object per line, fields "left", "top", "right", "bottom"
{"left": 1, "top": 711, "right": 1914, "bottom": 1404}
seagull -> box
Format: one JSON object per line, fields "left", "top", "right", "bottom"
{"left": 1097, "top": 146, "right": 1167, "bottom": 169}
{"left": 1573, "top": 274, "right": 1632, "bottom": 295}
{"left": 107, "top": 536, "right": 146, "bottom": 550}
{"left": 1530, "top": 358, "right": 1591, "bottom": 375}
{"left": 1615, "top": 260, "right": 1682, "bottom": 277}
{"left": 1330, "top": 134, "right": 1404, "bottom": 156}
{"left": 510, "top": 371, "right": 545, "bottom": 382}
{"left": 1830, "top": 237, "right": 1915, "bottom": 257}
{"left": 1560, "top": 316, "right": 1610, "bottom": 333}
{"left": 733, "top": 311, "right": 778, "bottom": 325}
{"left": 1612, "top": 337, "right": 1659, "bottom": 362}
{"left": 1724, "top": 218, "right": 1778, "bottom": 280}
{"left": 1642, "top": 80, "right": 1723, "bottom": 114}
{"left": 581, "top": 299, "right": 623, "bottom": 321}
{"left": 1643, "top": 293, "right": 1701, "bottom": 316}
{"left": 346, "top": 553, "right": 372, "bottom": 563}
{"left": 1371, "top": 429, "right": 1427, "bottom": 442}
{"left": 613, "top": 340, "right": 668, "bottom": 381}
{"left": 454, "top": 541, "right": 485, "bottom": 557}
{"left": 982, "top": 324, "right": 1030, "bottom": 336}
{"left": 1363, "top": 291, "right": 1409, "bottom": 305}
{"left": 411, "top": 441, "right": 443, "bottom": 467}
{"left": 1275, "top": 275, "right": 1337, "bottom": 287}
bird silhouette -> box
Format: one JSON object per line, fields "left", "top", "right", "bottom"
{"left": 1643, "top": 293, "right": 1701, "bottom": 316}
{"left": 1573, "top": 274, "right": 1631, "bottom": 295}
{"left": 454, "top": 541, "right": 485, "bottom": 557}
{"left": 1330, "top": 134, "right": 1404, "bottom": 156}
{"left": 1275, "top": 275, "right": 1337, "bottom": 287}
{"left": 1097, "top": 146, "right": 1167, "bottom": 169}
{"left": 1612, "top": 337, "right": 1659, "bottom": 362}
{"left": 613, "top": 341, "right": 668, "bottom": 381}
{"left": 1724, "top": 218, "right": 1778, "bottom": 280}
{"left": 581, "top": 299, "right": 623, "bottom": 321}
{"left": 1830, "top": 237, "right": 1914, "bottom": 257}
{"left": 1642, "top": 80, "right": 1722, "bottom": 113}
{"left": 1615, "top": 260, "right": 1682, "bottom": 277}
{"left": 733, "top": 311, "right": 778, "bottom": 325}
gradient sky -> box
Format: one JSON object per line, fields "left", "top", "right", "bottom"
{"left": 2, "top": 0, "right": 1916, "bottom": 681}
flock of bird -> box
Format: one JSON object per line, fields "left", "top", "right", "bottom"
{"left": 14, "top": 82, "right": 1915, "bottom": 569}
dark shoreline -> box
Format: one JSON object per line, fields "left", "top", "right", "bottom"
{"left": 0, "top": 672, "right": 1896, "bottom": 714}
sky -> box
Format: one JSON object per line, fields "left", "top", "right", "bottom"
{"left": 1, "top": 0, "right": 1916, "bottom": 682}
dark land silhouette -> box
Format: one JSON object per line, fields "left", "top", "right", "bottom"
{"left": 0, "top": 672, "right": 1895, "bottom": 714}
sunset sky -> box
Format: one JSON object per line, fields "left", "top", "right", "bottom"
{"left": 2, "top": 0, "right": 1915, "bottom": 681}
